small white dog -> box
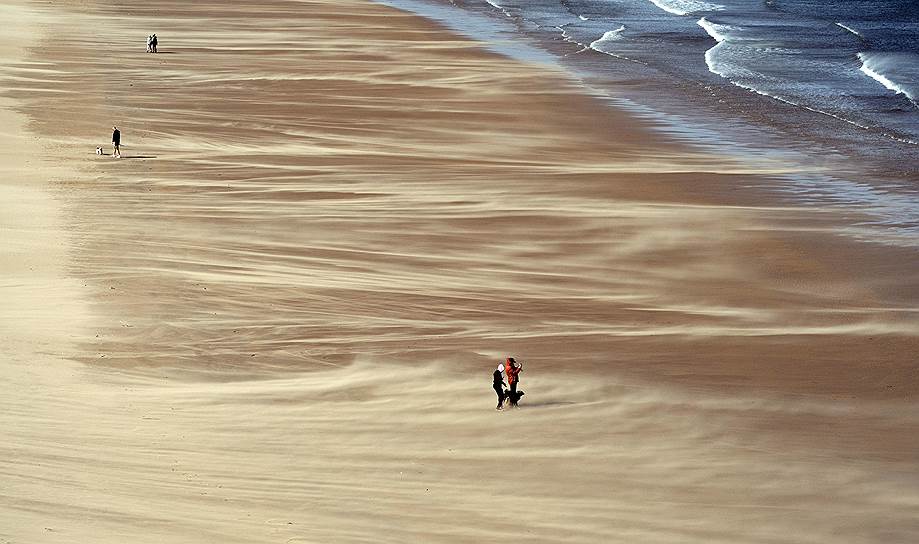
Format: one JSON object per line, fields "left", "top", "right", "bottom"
{"left": 95, "top": 146, "right": 104, "bottom": 155}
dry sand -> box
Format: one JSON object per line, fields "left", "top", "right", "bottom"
{"left": 2, "top": 0, "right": 918, "bottom": 542}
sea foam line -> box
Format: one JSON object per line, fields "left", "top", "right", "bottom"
{"left": 697, "top": 17, "right": 734, "bottom": 80}
{"left": 648, "top": 0, "right": 724, "bottom": 16}
{"left": 697, "top": 17, "right": 732, "bottom": 43}
{"left": 583, "top": 25, "right": 647, "bottom": 65}
{"left": 555, "top": 24, "right": 590, "bottom": 53}
{"left": 857, "top": 52, "right": 916, "bottom": 102}
{"left": 484, "top": 0, "right": 513, "bottom": 18}
{"left": 696, "top": 20, "right": 917, "bottom": 145}
{"left": 835, "top": 22, "right": 862, "bottom": 38}
{"left": 589, "top": 25, "right": 627, "bottom": 51}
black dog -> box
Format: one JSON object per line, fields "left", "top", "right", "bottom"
{"left": 504, "top": 389, "right": 525, "bottom": 407}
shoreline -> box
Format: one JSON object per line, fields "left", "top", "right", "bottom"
{"left": 50, "top": 0, "right": 919, "bottom": 394}
{"left": 493, "top": 1, "right": 919, "bottom": 177}
{"left": 2, "top": 0, "right": 917, "bottom": 394}
{"left": 390, "top": 0, "right": 919, "bottom": 212}
{"left": 2, "top": 0, "right": 919, "bottom": 541}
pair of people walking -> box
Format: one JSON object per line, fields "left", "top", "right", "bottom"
{"left": 146, "top": 34, "right": 158, "bottom": 53}
{"left": 493, "top": 357, "right": 523, "bottom": 410}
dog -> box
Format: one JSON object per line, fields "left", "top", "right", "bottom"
{"left": 504, "top": 389, "right": 525, "bottom": 407}
{"left": 95, "top": 146, "right": 104, "bottom": 155}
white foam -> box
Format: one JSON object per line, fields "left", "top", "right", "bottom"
{"left": 693, "top": 19, "right": 917, "bottom": 147}
{"left": 589, "top": 25, "right": 627, "bottom": 52}
{"left": 555, "top": 24, "right": 590, "bottom": 52}
{"left": 484, "top": 0, "right": 512, "bottom": 18}
{"left": 697, "top": 17, "right": 737, "bottom": 80}
{"left": 697, "top": 17, "right": 736, "bottom": 43}
{"left": 647, "top": 0, "right": 724, "bottom": 16}
{"left": 858, "top": 52, "right": 918, "bottom": 102}
{"left": 835, "top": 22, "right": 862, "bottom": 38}
{"left": 697, "top": 17, "right": 766, "bottom": 82}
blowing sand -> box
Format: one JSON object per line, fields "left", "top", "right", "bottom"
{"left": 2, "top": 0, "right": 918, "bottom": 542}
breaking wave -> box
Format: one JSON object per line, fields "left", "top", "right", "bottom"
{"left": 589, "top": 25, "right": 627, "bottom": 52}
{"left": 647, "top": 0, "right": 725, "bottom": 16}
{"left": 858, "top": 52, "right": 918, "bottom": 103}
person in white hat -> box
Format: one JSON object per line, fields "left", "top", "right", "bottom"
{"left": 493, "top": 363, "right": 507, "bottom": 410}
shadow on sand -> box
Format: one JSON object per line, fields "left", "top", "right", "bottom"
{"left": 96, "top": 154, "right": 157, "bottom": 159}
{"left": 518, "top": 401, "right": 577, "bottom": 409}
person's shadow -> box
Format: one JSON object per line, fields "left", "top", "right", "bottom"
{"left": 95, "top": 152, "right": 157, "bottom": 159}
{"left": 519, "top": 401, "right": 577, "bottom": 409}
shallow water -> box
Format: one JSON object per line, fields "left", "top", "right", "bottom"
{"left": 447, "top": 0, "right": 919, "bottom": 142}
{"left": 384, "top": 0, "right": 919, "bottom": 241}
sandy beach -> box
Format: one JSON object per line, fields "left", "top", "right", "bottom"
{"left": 2, "top": 0, "right": 918, "bottom": 542}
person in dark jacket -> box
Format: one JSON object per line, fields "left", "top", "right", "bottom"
{"left": 493, "top": 363, "right": 506, "bottom": 410}
{"left": 111, "top": 126, "right": 121, "bottom": 158}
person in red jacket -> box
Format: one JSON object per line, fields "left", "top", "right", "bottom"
{"left": 505, "top": 357, "right": 523, "bottom": 407}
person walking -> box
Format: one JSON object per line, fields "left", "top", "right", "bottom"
{"left": 493, "top": 363, "right": 507, "bottom": 410}
{"left": 151, "top": 34, "right": 158, "bottom": 53}
{"left": 111, "top": 126, "right": 121, "bottom": 158}
{"left": 146, "top": 35, "right": 153, "bottom": 53}
{"left": 505, "top": 357, "right": 523, "bottom": 407}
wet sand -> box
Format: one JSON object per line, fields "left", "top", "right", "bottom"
{"left": 2, "top": 0, "right": 918, "bottom": 542}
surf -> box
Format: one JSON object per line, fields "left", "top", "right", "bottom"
{"left": 835, "top": 22, "right": 863, "bottom": 39}
{"left": 588, "top": 25, "right": 627, "bottom": 55}
{"left": 647, "top": 0, "right": 724, "bottom": 16}
{"left": 857, "top": 52, "right": 919, "bottom": 104}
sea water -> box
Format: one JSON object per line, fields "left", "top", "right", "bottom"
{"left": 379, "top": 0, "right": 919, "bottom": 243}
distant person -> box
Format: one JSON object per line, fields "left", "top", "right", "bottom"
{"left": 151, "top": 34, "right": 158, "bottom": 53}
{"left": 505, "top": 357, "right": 523, "bottom": 407}
{"left": 146, "top": 35, "right": 153, "bottom": 53}
{"left": 111, "top": 126, "right": 121, "bottom": 158}
{"left": 493, "top": 363, "right": 506, "bottom": 410}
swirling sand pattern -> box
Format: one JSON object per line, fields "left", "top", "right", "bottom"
{"left": 1, "top": 0, "right": 918, "bottom": 542}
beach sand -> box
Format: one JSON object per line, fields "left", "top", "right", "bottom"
{"left": 2, "top": 0, "right": 918, "bottom": 542}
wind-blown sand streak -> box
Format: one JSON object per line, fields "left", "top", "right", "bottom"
{"left": 1, "top": 0, "right": 918, "bottom": 542}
